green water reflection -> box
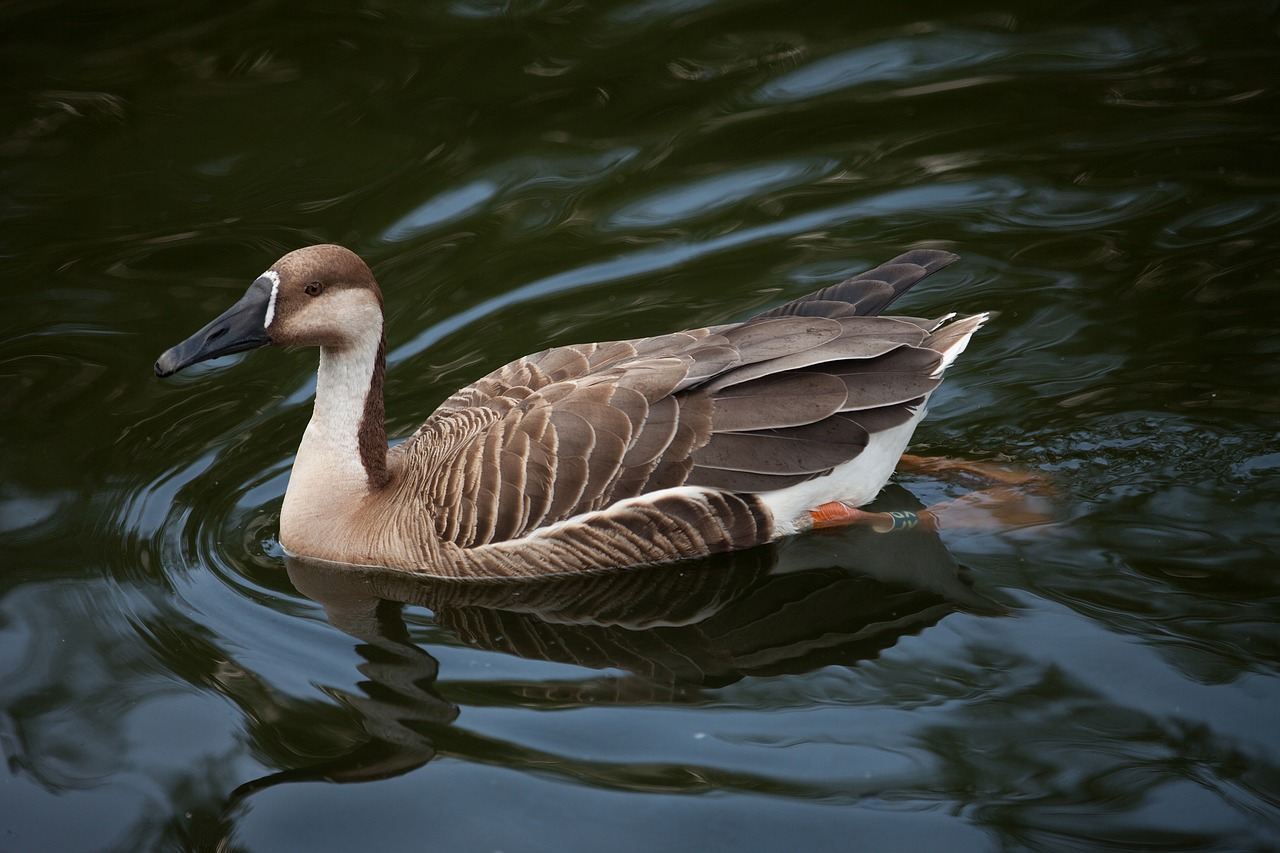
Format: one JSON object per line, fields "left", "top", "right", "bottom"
{"left": 2, "top": 1, "right": 1278, "bottom": 850}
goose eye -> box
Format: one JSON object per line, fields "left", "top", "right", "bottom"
{"left": 305, "top": 281, "right": 324, "bottom": 296}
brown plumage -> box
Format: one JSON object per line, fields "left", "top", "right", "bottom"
{"left": 155, "top": 245, "right": 988, "bottom": 578}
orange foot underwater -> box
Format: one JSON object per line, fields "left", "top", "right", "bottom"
{"left": 809, "top": 454, "right": 1055, "bottom": 534}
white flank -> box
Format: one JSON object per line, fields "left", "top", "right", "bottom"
{"left": 262, "top": 270, "right": 281, "bottom": 329}
{"left": 761, "top": 410, "right": 928, "bottom": 536}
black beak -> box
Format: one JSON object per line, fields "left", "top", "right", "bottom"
{"left": 155, "top": 277, "right": 274, "bottom": 378}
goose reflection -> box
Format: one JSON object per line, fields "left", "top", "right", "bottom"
{"left": 224, "top": 485, "right": 1001, "bottom": 810}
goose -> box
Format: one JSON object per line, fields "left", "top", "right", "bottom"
{"left": 155, "top": 245, "right": 988, "bottom": 578}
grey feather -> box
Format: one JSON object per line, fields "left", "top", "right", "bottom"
{"left": 710, "top": 372, "right": 849, "bottom": 431}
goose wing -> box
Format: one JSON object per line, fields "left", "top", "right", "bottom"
{"left": 398, "top": 250, "right": 962, "bottom": 549}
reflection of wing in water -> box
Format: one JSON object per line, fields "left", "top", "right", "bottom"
{"left": 228, "top": 485, "right": 1002, "bottom": 811}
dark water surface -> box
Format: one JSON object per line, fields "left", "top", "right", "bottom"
{"left": 3, "top": 1, "right": 1280, "bottom": 850}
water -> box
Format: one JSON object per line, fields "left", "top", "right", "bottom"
{"left": 3, "top": 1, "right": 1279, "bottom": 850}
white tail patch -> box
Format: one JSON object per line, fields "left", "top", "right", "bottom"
{"left": 262, "top": 270, "right": 281, "bottom": 329}
{"left": 928, "top": 312, "right": 991, "bottom": 377}
{"left": 927, "top": 311, "right": 957, "bottom": 331}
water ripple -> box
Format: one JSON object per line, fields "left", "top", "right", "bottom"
{"left": 378, "top": 147, "right": 638, "bottom": 243}
{"left": 1159, "top": 198, "right": 1280, "bottom": 248}
{"left": 381, "top": 180, "right": 499, "bottom": 242}
{"left": 604, "top": 159, "right": 840, "bottom": 229}
{"left": 751, "top": 25, "right": 1181, "bottom": 104}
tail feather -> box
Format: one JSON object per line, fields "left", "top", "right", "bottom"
{"left": 754, "top": 249, "right": 960, "bottom": 320}
{"left": 925, "top": 312, "right": 991, "bottom": 376}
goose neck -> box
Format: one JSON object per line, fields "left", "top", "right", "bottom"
{"left": 305, "top": 326, "right": 389, "bottom": 491}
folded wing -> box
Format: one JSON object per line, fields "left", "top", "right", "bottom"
{"left": 399, "top": 249, "right": 971, "bottom": 548}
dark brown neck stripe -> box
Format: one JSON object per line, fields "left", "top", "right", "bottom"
{"left": 359, "top": 334, "right": 390, "bottom": 489}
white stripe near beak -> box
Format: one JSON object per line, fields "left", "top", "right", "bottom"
{"left": 262, "top": 270, "right": 281, "bottom": 328}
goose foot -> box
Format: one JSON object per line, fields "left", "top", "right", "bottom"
{"left": 896, "top": 453, "right": 1057, "bottom": 532}
{"left": 896, "top": 454, "right": 1052, "bottom": 490}
{"left": 809, "top": 502, "right": 937, "bottom": 533}
{"left": 807, "top": 456, "right": 1056, "bottom": 535}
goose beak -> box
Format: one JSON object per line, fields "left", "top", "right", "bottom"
{"left": 155, "top": 277, "right": 274, "bottom": 377}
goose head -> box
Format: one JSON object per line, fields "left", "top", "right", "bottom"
{"left": 154, "top": 244, "right": 383, "bottom": 377}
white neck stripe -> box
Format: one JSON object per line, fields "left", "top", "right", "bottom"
{"left": 262, "top": 270, "right": 281, "bottom": 328}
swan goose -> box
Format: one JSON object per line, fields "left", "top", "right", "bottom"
{"left": 155, "top": 245, "right": 988, "bottom": 578}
